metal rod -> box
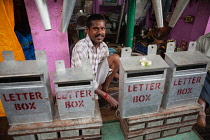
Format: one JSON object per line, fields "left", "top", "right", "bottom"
{"left": 60, "top": 0, "right": 77, "bottom": 33}
{"left": 168, "top": 0, "right": 190, "bottom": 27}
{"left": 116, "top": 0, "right": 126, "bottom": 44}
{"left": 79, "top": 30, "right": 85, "bottom": 40}
{"left": 34, "top": 0, "right": 52, "bottom": 31}
{"left": 151, "top": 0, "right": 164, "bottom": 28}
{"left": 125, "top": 0, "right": 136, "bottom": 48}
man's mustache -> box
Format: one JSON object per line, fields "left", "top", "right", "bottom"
{"left": 95, "top": 34, "right": 104, "bottom": 37}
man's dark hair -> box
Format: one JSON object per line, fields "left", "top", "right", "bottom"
{"left": 86, "top": 14, "right": 106, "bottom": 28}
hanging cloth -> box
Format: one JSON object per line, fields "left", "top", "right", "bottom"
{"left": 0, "top": 0, "right": 25, "bottom": 62}
{"left": 0, "top": 0, "right": 25, "bottom": 117}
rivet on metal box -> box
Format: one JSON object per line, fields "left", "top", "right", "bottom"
{"left": 0, "top": 50, "right": 54, "bottom": 125}
{"left": 119, "top": 45, "right": 170, "bottom": 118}
{"left": 53, "top": 59, "right": 95, "bottom": 120}
{"left": 162, "top": 41, "right": 210, "bottom": 109}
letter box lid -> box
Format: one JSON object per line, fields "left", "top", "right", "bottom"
{"left": 53, "top": 67, "right": 93, "bottom": 83}
{"left": 0, "top": 50, "right": 48, "bottom": 77}
{"left": 165, "top": 51, "right": 210, "bottom": 66}
{"left": 0, "top": 60, "right": 48, "bottom": 76}
{"left": 120, "top": 55, "right": 169, "bottom": 72}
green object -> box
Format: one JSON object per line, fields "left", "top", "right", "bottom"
{"left": 79, "top": 30, "right": 85, "bottom": 39}
{"left": 125, "top": 0, "right": 136, "bottom": 48}
{"left": 102, "top": 121, "right": 124, "bottom": 140}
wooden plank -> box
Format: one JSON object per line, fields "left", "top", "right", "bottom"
{"left": 13, "top": 135, "right": 36, "bottom": 140}
{"left": 37, "top": 132, "right": 58, "bottom": 139}
{"left": 121, "top": 117, "right": 196, "bottom": 139}
{"left": 127, "top": 104, "right": 202, "bottom": 124}
{"left": 82, "top": 128, "right": 100, "bottom": 135}
{"left": 8, "top": 101, "right": 102, "bottom": 136}
{"left": 60, "top": 129, "right": 79, "bottom": 138}
{"left": 162, "top": 128, "right": 178, "bottom": 137}
{"left": 126, "top": 121, "right": 196, "bottom": 138}
{"left": 144, "top": 131, "right": 161, "bottom": 139}
{"left": 119, "top": 111, "right": 198, "bottom": 132}
{"left": 41, "top": 134, "right": 102, "bottom": 140}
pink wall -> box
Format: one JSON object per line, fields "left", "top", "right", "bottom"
{"left": 24, "top": 0, "right": 70, "bottom": 94}
{"left": 204, "top": 16, "right": 210, "bottom": 34}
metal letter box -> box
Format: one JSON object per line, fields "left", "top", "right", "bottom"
{"left": 0, "top": 51, "right": 54, "bottom": 124}
{"left": 53, "top": 60, "right": 95, "bottom": 120}
{"left": 162, "top": 42, "right": 210, "bottom": 109}
{"left": 119, "top": 46, "right": 169, "bottom": 118}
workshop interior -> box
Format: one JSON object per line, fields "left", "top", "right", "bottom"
{"left": 0, "top": 0, "right": 210, "bottom": 140}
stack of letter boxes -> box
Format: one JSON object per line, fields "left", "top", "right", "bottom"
{"left": 118, "top": 43, "right": 210, "bottom": 140}
{"left": 0, "top": 41, "right": 210, "bottom": 139}
{"left": 0, "top": 51, "right": 96, "bottom": 139}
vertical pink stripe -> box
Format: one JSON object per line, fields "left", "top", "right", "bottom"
{"left": 24, "top": 0, "right": 70, "bottom": 94}
{"left": 204, "top": 16, "right": 210, "bottom": 34}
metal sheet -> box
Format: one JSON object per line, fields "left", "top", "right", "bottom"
{"left": 53, "top": 67, "right": 93, "bottom": 83}
{"left": 55, "top": 85, "right": 95, "bottom": 120}
{"left": 1, "top": 84, "right": 51, "bottom": 115}
{"left": 0, "top": 84, "right": 54, "bottom": 124}
{"left": 119, "top": 78, "right": 166, "bottom": 118}
{"left": 120, "top": 55, "right": 170, "bottom": 72}
{"left": 165, "top": 51, "right": 209, "bottom": 66}
{"left": 168, "top": 72, "right": 206, "bottom": 100}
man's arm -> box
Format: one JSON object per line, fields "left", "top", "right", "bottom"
{"left": 95, "top": 88, "right": 118, "bottom": 110}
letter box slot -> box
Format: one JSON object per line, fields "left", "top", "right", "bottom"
{"left": 0, "top": 75, "right": 42, "bottom": 83}
{"left": 57, "top": 81, "right": 91, "bottom": 87}
{"left": 127, "top": 70, "right": 164, "bottom": 78}
{"left": 176, "top": 64, "right": 207, "bottom": 71}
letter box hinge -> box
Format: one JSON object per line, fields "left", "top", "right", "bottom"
{"left": 161, "top": 90, "right": 165, "bottom": 94}
{"left": 45, "top": 97, "right": 49, "bottom": 101}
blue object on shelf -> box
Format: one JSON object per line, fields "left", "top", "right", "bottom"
{"left": 135, "top": 43, "right": 148, "bottom": 55}
{"left": 15, "top": 31, "right": 35, "bottom": 60}
{"left": 108, "top": 48, "right": 117, "bottom": 55}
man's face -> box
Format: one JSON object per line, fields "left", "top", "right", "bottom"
{"left": 86, "top": 20, "right": 106, "bottom": 46}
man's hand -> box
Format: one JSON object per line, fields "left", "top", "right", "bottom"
{"left": 95, "top": 88, "right": 118, "bottom": 109}
{"left": 105, "top": 94, "right": 118, "bottom": 110}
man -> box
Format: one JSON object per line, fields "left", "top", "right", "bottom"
{"left": 71, "top": 14, "right": 120, "bottom": 109}
{"left": 196, "top": 32, "right": 210, "bottom": 127}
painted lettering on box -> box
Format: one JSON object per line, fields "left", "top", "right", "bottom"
{"left": 2, "top": 92, "right": 43, "bottom": 102}
{"left": 173, "top": 76, "right": 202, "bottom": 96}
{"left": 2, "top": 92, "right": 44, "bottom": 111}
{"left": 173, "top": 77, "right": 201, "bottom": 86}
{"left": 15, "top": 102, "right": 36, "bottom": 110}
{"left": 65, "top": 100, "right": 84, "bottom": 108}
{"left": 133, "top": 94, "right": 151, "bottom": 103}
{"left": 56, "top": 90, "right": 92, "bottom": 100}
{"left": 177, "top": 88, "right": 192, "bottom": 95}
{"left": 127, "top": 82, "right": 161, "bottom": 92}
